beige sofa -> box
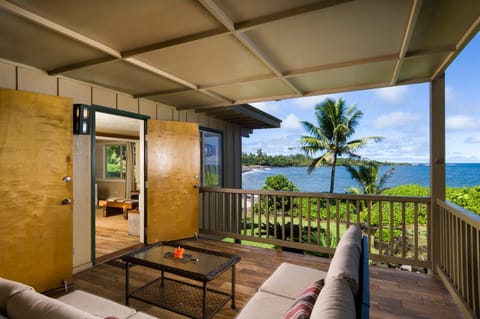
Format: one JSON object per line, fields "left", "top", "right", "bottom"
{"left": 0, "top": 278, "right": 156, "bottom": 319}
{"left": 236, "top": 225, "right": 370, "bottom": 319}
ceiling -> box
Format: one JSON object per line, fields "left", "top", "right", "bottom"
{"left": 1, "top": 0, "right": 479, "bottom": 119}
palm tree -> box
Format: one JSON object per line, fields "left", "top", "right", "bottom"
{"left": 299, "top": 98, "right": 382, "bottom": 193}
{"left": 345, "top": 161, "right": 396, "bottom": 194}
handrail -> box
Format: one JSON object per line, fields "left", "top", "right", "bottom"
{"left": 436, "top": 199, "right": 479, "bottom": 319}
{"left": 200, "top": 187, "right": 431, "bottom": 269}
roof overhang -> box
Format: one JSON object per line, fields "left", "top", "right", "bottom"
{"left": 0, "top": 0, "right": 478, "bottom": 128}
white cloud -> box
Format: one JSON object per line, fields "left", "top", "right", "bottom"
{"left": 251, "top": 101, "right": 282, "bottom": 116}
{"left": 282, "top": 113, "right": 302, "bottom": 130}
{"left": 446, "top": 115, "right": 477, "bottom": 131}
{"left": 465, "top": 135, "right": 480, "bottom": 143}
{"left": 374, "top": 86, "right": 409, "bottom": 104}
{"left": 445, "top": 85, "right": 457, "bottom": 104}
{"left": 289, "top": 94, "right": 339, "bottom": 109}
{"left": 373, "top": 112, "right": 419, "bottom": 129}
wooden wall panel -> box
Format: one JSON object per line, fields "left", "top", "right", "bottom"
{"left": 17, "top": 68, "right": 56, "bottom": 96}
{"left": 92, "top": 87, "right": 115, "bottom": 108}
{"left": 59, "top": 78, "right": 91, "bottom": 105}
{"left": 117, "top": 94, "right": 138, "bottom": 113}
{"left": 0, "top": 61, "right": 15, "bottom": 89}
{"left": 139, "top": 99, "right": 157, "bottom": 120}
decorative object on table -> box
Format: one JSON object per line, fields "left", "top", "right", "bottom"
{"left": 174, "top": 246, "right": 185, "bottom": 259}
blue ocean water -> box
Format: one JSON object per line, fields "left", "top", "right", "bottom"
{"left": 242, "top": 163, "right": 480, "bottom": 192}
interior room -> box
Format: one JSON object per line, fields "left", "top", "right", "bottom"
{"left": 95, "top": 112, "right": 143, "bottom": 260}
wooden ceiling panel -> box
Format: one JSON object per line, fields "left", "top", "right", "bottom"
{"left": 8, "top": 0, "right": 224, "bottom": 52}
{"left": 212, "top": 78, "right": 298, "bottom": 103}
{"left": 135, "top": 34, "right": 274, "bottom": 87}
{"left": 0, "top": 9, "right": 105, "bottom": 70}
{"left": 289, "top": 60, "right": 396, "bottom": 94}
{"left": 213, "top": 0, "right": 322, "bottom": 24}
{"left": 407, "top": 0, "right": 480, "bottom": 54}
{"left": 63, "top": 60, "right": 184, "bottom": 96}
{"left": 398, "top": 53, "right": 451, "bottom": 84}
{"left": 244, "top": 0, "right": 411, "bottom": 73}
{"left": 148, "top": 90, "right": 221, "bottom": 109}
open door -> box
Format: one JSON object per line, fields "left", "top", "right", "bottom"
{"left": 0, "top": 88, "right": 73, "bottom": 291}
{"left": 146, "top": 120, "right": 200, "bottom": 243}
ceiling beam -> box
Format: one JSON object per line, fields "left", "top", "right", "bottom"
{"left": 234, "top": 0, "right": 354, "bottom": 32}
{"left": 391, "top": 0, "right": 423, "bottom": 85}
{"left": 198, "top": 0, "right": 303, "bottom": 97}
{"left": 133, "top": 88, "right": 191, "bottom": 99}
{"left": 284, "top": 54, "right": 398, "bottom": 77}
{"left": 48, "top": 56, "right": 117, "bottom": 75}
{"left": 432, "top": 15, "right": 480, "bottom": 80}
{"left": 125, "top": 58, "right": 198, "bottom": 90}
{"left": 0, "top": 0, "right": 121, "bottom": 58}
{"left": 121, "top": 27, "right": 229, "bottom": 58}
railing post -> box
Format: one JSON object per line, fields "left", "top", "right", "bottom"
{"left": 430, "top": 73, "right": 446, "bottom": 277}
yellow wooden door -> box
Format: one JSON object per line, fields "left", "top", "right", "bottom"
{"left": 0, "top": 88, "right": 73, "bottom": 292}
{"left": 147, "top": 120, "right": 200, "bottom": 243}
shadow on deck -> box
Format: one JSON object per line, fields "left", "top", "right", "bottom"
{"left": 71, "top": 238, "right": 463, "bottom": 319}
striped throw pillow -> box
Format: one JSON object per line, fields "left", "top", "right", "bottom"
{"left": 284, "top": 279, "right": 325, "bottom": 319}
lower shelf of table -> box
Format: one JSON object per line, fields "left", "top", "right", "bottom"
{"left": 128, "top": 277, "right": 231, "bottom": 319}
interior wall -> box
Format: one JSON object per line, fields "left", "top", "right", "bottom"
{"left": 0, "top": 59, "right": 244, "bottom": 271}
{"left": 95, "top": 141, "right": 127, "bottom": 200}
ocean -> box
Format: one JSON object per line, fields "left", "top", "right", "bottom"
{"left": 242, "top": 163, "right": 480, "bottom": 192}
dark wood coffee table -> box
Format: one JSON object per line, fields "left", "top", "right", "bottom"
{"left": 122, "top": 242, "right": 241, "bottom": 319}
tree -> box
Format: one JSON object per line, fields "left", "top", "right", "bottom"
{"left": 345, "top": 161, "right": 396, "bottom": 194}
{"left": 299, "top": 98, "right": 382, "bottom": 193}
{"left": 260, "top": 174, "right": 299, "bottom": 212}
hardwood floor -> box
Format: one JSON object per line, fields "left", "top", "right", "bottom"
{"left": 71, "top": 237, "right": 464, "bottom": 319}
{"left": 95, "top": 208, "right": 142, "bottom": 261}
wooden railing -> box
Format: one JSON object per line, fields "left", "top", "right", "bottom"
{"left": 199, "top": 188, "right": 431, "bottom": 269}
{"left": 436, "top": 200, "right": 480, "bottom": 319}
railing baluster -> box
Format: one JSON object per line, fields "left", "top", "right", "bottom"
{"left": 326, "top": 199, "right": 331, "bottom": 247}
{"left": 414, "top": 202, "right": 419, "bottom": 260}
{"left": 402, "top": 202, "right": 406, "bottom": 258}
{"left": 335, "top": 199, "right": 340, "bottom": 247}
{"left": 389, "top": 201, "right": 394, "bottom": 257}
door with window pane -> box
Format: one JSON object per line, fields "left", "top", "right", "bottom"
{"left": 201, "top": 130, "right": 222, "bottom": 187}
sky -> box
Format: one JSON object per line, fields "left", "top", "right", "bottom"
{"left": 243, "top": 33, "right": 480, "bottom": 164}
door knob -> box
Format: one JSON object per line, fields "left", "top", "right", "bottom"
{"left": 63, "top": 176, "right": 71, "bottom": 183}
{"left": 61, "top": 198, "right": 72, "bottom": 205}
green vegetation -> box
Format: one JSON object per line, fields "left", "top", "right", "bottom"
{"left": 242, "top": 149, "right": 403, "bottom": 168}
{"left": 346, "top": 161, "right": 396, "bottom": 194}
{"left": 298, "top": 98, "right": 383, "bottom": 193}
{"left": 242, "top": 149, "right": 312, "bottom": 167}
{"left": 245, "top": 174, "right": 479, "bottom": 262}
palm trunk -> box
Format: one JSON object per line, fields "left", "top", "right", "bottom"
{"left": 329, "top": 154, "right": 337, "bottom": 193}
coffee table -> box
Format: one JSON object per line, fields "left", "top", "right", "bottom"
{"left": 122, "top": 242, "right": 241, "bottom": 319}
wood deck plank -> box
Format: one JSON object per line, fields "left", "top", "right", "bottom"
{"left": 70, "top": 238, "right": 463, "bottom": 319}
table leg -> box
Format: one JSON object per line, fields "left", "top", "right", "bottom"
{"left": 203, "top": 282, "right": 207, "bottom": 319}
{"left": 125, "top": 261, "right": 130, "bottom": 306}
{"left": 231, "top": 265, "right": 236, "bottom": 309}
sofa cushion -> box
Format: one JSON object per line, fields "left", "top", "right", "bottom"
{"left": 0, "top": 278, "right": 34, "bottom": 315}
{"left": 7, "top": 289, "right": 98, "bottom": 319}
{"left": 58, "top": 290, "right": 136, "bottom": 319}
{"left": 235, "top": 291, "right": 294, "bottom": 319}
{"left": 284, "top": 279, "right": 324, "bottom": 319}
{"left": 310, "top": 277, "right": 356, "bottom": 319}
{"left": 259, "top": 263, "right": 327, "bottom": 299}
{"left": 127, "top": 312, "right": 158, "bottom": 319}
{"left": 325, "top": 225, "right": 362, "bottom": 295}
